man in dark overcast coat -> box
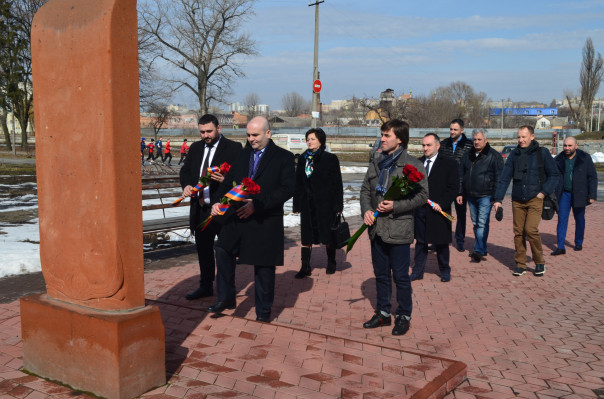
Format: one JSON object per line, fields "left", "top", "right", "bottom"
{"left": 209, "top": 116, "right": 295, "bottom": 322}
{"left": 411, "top": 133, "right": 458, "bottom": 282}
{"left": 179, "top": 114, "right": 242, "bottom": 300}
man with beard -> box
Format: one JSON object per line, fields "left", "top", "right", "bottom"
{"left": 179, "top": 114, "right": 242, "bottom": 300}
{"left": 550, "top": 137, "right": 597, "bottom": 255}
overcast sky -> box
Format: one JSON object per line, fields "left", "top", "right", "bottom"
{"left": 178, "top": 0, "right": 604, "bottom": 110}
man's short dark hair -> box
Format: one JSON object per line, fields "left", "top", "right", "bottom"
{"left": 519, "top": 125, "right": 535, "bottom": 135}
{"left": 450, "top": 118, "right": 464, "bottom": 128}
{"left": 305, "top": 128, "right": 327, "bottom": 146}
{"left": 198, "top": 114, "right": 219, "bottom": 128}
{"left": 381, "top": 119, "right": 409, "bottom": 149}
{"left": 424, "top": 132, "right": 440, "bottom": 143}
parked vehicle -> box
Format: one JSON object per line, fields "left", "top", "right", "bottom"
{"left": 501, "top": 145, "right": 516, "bottom": 161}
{"left": 369, "top": 137, "right": 382, "bottom": 162}
{"left": 272, "top": 134, "right": 307, "bottom": 157}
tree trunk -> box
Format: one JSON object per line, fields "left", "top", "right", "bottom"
{"left": 0, "top": 109, "right": 12, "bottom": 152}
{"left": 16, "top": 106, "right": 30, "bottom": 150}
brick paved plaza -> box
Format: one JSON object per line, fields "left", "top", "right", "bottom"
{"left": 1, "top": 198, "right": 603, "bottom": 398}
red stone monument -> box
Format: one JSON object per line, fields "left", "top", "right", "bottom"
{"left": 20, "top": 0, "right": 166, "bottom": 398}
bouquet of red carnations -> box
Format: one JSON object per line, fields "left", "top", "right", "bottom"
{"left": 199, "top": 177, "right": 261, "bottom": 231}
{"left": 172, "top": 162, "right": 231, "bottom": 206}
{"left": 346, "top": 164, "right": 425, "bottom": 253}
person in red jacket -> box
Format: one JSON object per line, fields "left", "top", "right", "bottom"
{"left": 147, "top": 139, "right": 156, "bottom": 161}
{"left": 164, "top": 139, "right": 172, "bottom": 165}
{"left": 178, "top": 139, "right": 189, "bottom": 165}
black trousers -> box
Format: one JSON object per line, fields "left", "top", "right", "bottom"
{"left": 454, "top": 197, "right": 467, "bottom": 248}
{"left": 413, "top": 206, "right": 451, "bottom": 277}
{"left": 193, "top": 204, "right": 219, "bottom": 288}
{"left": 214, "top": 245, "right": 275, "bottom": 318}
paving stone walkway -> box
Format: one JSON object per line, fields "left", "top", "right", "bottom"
{"left": 1, "top": 198, "right": 603, "bottom": 398}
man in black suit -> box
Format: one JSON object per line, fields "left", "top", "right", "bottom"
{"left": 411, "top": 133, "right": 459, "bottom": 282}
{"left": 209, "top": 116, "right": 295, "bottom": 322}
{"left": 179, "top": 114, "right": 243, "bottom": 300}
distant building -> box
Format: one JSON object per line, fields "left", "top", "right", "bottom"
{"left": 229, "top": 102, "right": 269, "bottom": 115}
{"left": 489, "top": 108, "right": 557, "bottom": 117}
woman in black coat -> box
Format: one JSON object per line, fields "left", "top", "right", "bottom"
{"left": 292, "top": 128, "right": 344, "bottom": 277}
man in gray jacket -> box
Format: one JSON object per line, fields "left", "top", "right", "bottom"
{"left": 360, "top": 119, "right": 428, "bottom": 336}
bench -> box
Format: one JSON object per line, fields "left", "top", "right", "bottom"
{"left": 142, "top": 175, "right": 190, "bottom": 235}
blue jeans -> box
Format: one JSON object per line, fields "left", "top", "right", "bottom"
{"left": 556, "top": 191, "right": 586, "bottom": 250}
{"left": 370, "top": 236, "right": 412, "bottom": 317}
{"left": 467, "top": 196, "right": 492, "bottom": 255}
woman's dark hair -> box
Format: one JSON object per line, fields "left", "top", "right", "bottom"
{"left": 381, "top": 119, "right": 409, "bottom": 149}
{"left": 305, "top": 128, "right": 327, "bottom": 146}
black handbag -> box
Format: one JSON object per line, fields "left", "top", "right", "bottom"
{"left": 330, "top": 214, "right": 351, "bottom": 249}
{"left": 536, "top": 149, "right": 558, "bottom": 220}
{"left": 542, "top": 193, "right": 558, "bottom": 220}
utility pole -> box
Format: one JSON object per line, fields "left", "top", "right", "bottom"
{"left": 598, "top": 98, "right": 602, "bottom": 132}
{"left": 309, "top": 0, "right": 324, "bottom": 129}
{"left": 500, "top": 99, "right": 504, "bottom": 141}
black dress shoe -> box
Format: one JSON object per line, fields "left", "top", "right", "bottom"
{"left": 470, "top": 252, "right": 482, "bottom": 262}
{"left": 440, "top": 275, "right": 451, "bottom": 282}
{"left": 207, "top": 301, "right": 236, "bottom": 313}
{"left": 256, "top": 315, "right": 270, "bottom": 322}
{"left": 392, "top": 315, "right": 410, "bottom": 336}
{"left": 410, "top": 273, "right": 423, "bottom": 281}
{"left": 363, "top": 312, "right": 391, "bottom": 328}
{"left": 574, "top": 245, "right": 582, "bottom": 251}
{"left": 455, "top": 244, "right": 465, "bottom": 252}
{"left": 550, "top": 248, "right": 566, "bottom": 256}
{"left": 185, "top": 286, "right": 213, "bottom": 300}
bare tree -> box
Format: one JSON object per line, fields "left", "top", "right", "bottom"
{"left": 0, "top": 0, "right": 48, "bottom": 150}
{"left": 138, "top": 24, "right": 172, "bottom": 112}
{"left": 282, "top": 92, "right": 308, "bottom": 117}
{"left": 580, "top": 38, "right": 603, "bottom": 130}
{"left": 138, "top": 0, "right": 258, "bottom": 115}
{"left": 434, "top": 81, "right": 488, "bottom": 128}
{"left": 244, "top": 92, "right": 260, "bottom": 118}
{"left": 146, "top": 102, "right": 174, "bottom": 140}
{"left": 404, "top": 95, "right": 459, "bottom": 128}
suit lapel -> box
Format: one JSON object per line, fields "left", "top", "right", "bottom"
{"left": 252, "top": 140, "right": 275, "bottom": 179}
{"left": 210, "top": 137, "right": 226, "bottom": 167}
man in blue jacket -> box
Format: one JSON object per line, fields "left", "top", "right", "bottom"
{"left": 551, "top": 137, "right": 597, "bottom": 255}
{"left": 493, "top": 126, "right": 559, "bottom": 277}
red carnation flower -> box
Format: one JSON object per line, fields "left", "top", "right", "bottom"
{"left": 242, "top": 177, "right": 261, "bottom": 195}
{"left": 220, "top": 162, "right": 231, "bottom": 174}
{"left": 408, "top": 170, "right": 425, "bottom": 183}
{"left": 403, "top": 164, "right": 417, "bottom": 176}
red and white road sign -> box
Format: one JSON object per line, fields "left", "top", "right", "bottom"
{"left": 313, "top": 79, "right": 322, "bottom": 93}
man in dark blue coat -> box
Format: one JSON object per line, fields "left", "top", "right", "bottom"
{"left": 494, "top": 126, "right": 559, "bottom": 277}
{"left": 551, "top": 137, "right": 597, "bottom": 255}
{"left": 209, "top": 116, "right": 295, "bottom": 322}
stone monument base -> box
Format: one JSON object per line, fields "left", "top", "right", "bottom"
{"left": 20, "top": 294, "right": 165, "bottom": 399}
